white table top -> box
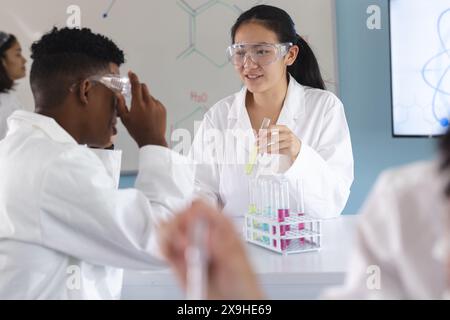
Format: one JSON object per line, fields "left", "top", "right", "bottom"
{"left": 122, "top": 215, "right": 359, "bottom": 299}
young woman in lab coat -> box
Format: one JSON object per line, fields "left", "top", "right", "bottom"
{"left": 190, "top": 5, "right": 354, "bottom": 220}
{"left": 0, "top": 31, "right": 27, "bottom": 139}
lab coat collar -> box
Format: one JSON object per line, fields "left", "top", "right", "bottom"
{"left": 277, "top": 75, "right": 306, "bottom": 128}
{"left": 7, "top": 110, "right": 79, "bottom": 145}
{"left": 228, "top": 74, "right": 306, "bottom": 131}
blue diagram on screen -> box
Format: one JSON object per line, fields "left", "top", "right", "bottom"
{"left": 391, "top": 1, "right": 450, "bottom": 136}
{"left": 422, "top": 8, "right": 450, "bottom": 129}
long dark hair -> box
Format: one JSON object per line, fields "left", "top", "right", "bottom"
{"left": 0, "top": 34, "right": 17, "bottom": 93}
{"left": 231, "top": 5, "right": 326, "bottom": 90}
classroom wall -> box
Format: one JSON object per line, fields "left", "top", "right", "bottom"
{"left": 120, "top": 0, "right": 437, "bottom": 215}
{"left": 336, "top": 0, "right": 435, "bottom": 214}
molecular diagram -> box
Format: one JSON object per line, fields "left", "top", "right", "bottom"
{"left": 422, "top": 8, "right": 450, "bottom": 128}
{"left": 177, "top": 0, "right": 264, "bottom": 68}
{"left": 102, "top": 0, "right": 117, "bottom": 18}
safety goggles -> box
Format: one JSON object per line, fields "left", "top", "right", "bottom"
{"left": 226, "top": 42, "right": 293, "bottom": 67}
{"left": 70, "top": 74, "right": 131, "bottom": 98}
{"left": 88, "top": 74, "right": 131, "bottom": 98}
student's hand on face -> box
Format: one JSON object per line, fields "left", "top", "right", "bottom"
{"left": 257, "top": 125, "right": 302, "bottom": 164}
{"left": 159, "top": 201, "right": 264, "bottom": 300}
{"left": 116, "top": 71, "right": 168, "bottom": 148}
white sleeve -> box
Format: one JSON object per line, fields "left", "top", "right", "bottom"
{"left": 90, "top": 149, "right": 122, "bottom": 189}
{"left": 285, "top": 98, "right": 354, "bottom": 219}
{"left": 322, "top": 172, "right": 405, "bottom": 299}
{"left": 189, "top": 115, "right": 222, "bottom": 208}
{"left": 38, "top": 145, "right": 194, "bottom": 271}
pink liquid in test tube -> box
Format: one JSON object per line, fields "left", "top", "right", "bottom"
{"left": 277, "top": 209, "right": 285, "bottom": 222}
{"left": 281, "top": 239, "right": 287, "bottom": 251}
{"left": 280, "top": 225, "right": 286, "bottom": 236}
{"left": 297, "top": 179, "right": 305, "bottom": 231}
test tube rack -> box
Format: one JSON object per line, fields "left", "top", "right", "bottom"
{"left": 244, "top": 175, "right": 322, "bottom": 255}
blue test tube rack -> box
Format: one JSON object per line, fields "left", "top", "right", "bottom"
{"left": 245, "top": 175, "right": 321, "bottom": 255}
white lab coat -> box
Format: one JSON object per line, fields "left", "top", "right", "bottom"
{"left": 325, "top": 160, "right": 449, "bottom": 299}
{"left": 0, "top": 110, "right": 194, "bottom": 300}
{"left": 0, "top": 92, "right": 23, "bottom": 140}
{"left": 190, "top": 75, "right": 354, "bottom": 219}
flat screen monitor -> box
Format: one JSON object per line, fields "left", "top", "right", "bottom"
{"left": 390, "top": 0, "right": 450, "bottom": 137}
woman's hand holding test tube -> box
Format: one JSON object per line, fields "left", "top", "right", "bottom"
{"left": 257, "top": 125, "right": 302, "bottom": 164}
{"left": 245, "top": 118, "right": 271, "bottom": 176}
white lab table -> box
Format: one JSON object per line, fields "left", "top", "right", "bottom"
{"left": 121, "top": 215, "right": 358, "bottom": 300}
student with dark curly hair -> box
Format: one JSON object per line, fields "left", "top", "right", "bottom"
{"left": 0, "top": 31, "right": 27, "bottom": 139}
{"left": 0, "top": 27, "right": 194, "bottom": 299}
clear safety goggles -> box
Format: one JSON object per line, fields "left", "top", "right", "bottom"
{"left": 70, "top": 74, "right": 131, "bottom": 98}
{"left": 88, "top": 74, "right": 131, "bottom": 98}
{"left": 226, "top": 42, "right": 293, "bottom": 67}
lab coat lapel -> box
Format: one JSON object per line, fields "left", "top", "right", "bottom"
{"left": 228, "top": 87, "right": 256, "bottom": 154}
{"left": 276, "top": 75, "right": 306, "bottom": 131}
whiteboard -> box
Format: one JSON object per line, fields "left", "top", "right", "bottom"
{"left": 0, "top": 0, "right": 338, "bottom": 172}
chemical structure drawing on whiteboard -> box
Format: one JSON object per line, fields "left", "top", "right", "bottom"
{"left": 102, "top": 0, "right": 117, "bottom": 18}
{"left": 176, "top": 0, "right": 265, "bottom": 68}
{"left": 169, "top": 106, "right": 208, "bottom": 148}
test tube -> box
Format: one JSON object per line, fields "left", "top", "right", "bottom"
{"left": 248, "top": 178, "right": 256, "bottom": 215}
{"left": 256, "top": 179, "right": 262, "bottom": 216}
{"left": 297, "top": 179, "right": 305, "bottom": 215}
{"left": 283, "top": 178, "right": 291, "bottom": 246}
{"left": 282, "top": 178, "right": 291, "bottom": 244}
{"left": 252, "top": 179, "right": 260, "bottom": 231}
{"left": 281, "top": 239, "right": 287, "bottom": 251}
{"left": 267, "top": 178, "right": 273, "bottom": 217}
{"left": 272, "top": 179, "right": 279, "bottom": 237}
{"left": 263, "top": 178, "right": 274, "bottom": 232}
{"left": 276, "top": 178, "right": 285, "bottom": 236}
{"left": 297, "top": 179, "right": 305, "bottom": 233}
{"left": 260, "top": 178, "right": 266, "bottom": 217}
{"left": 245, "top": 118, "right": 271, "bottom": 176}
{"left": 277, "top": 178, "right": 285, "bottom": 223}
{"left": 266, "top": 178, "right": 272, "bottom": 232}
{"left": 282, "top": 178, "right": 290, "bottom": 218}
{"left": 265, "top": 178, "right": 271, "bottom": 217}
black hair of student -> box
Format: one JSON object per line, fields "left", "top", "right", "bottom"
{"left": 30, "top": 27, "right": 125, "bottom": 109}
{"left": 0, "top": 34, "right": 17, "bottom": 94}
{"left": 231, "top": 5, "right": 326, "bottom": 90}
